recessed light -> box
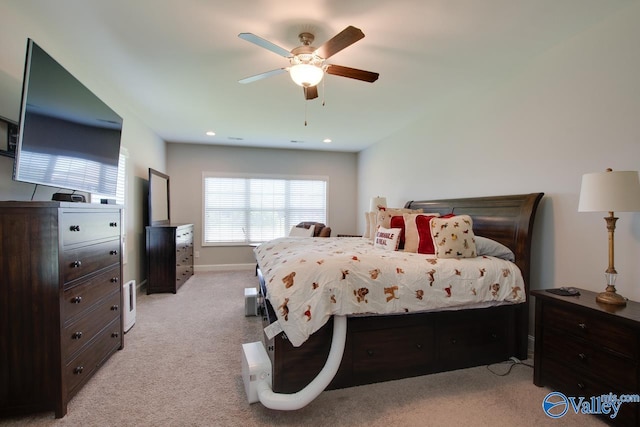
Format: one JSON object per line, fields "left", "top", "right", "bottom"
{"left": 206, "top": 131, "right": 216, "bottom": 136}
{"left": 323, "top": 138, "right": 332, "bottom": 143}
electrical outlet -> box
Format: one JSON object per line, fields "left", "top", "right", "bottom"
{"left": 195, "top": 251, "right": 200, "bottom": 258}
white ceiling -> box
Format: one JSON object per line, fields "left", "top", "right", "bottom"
{"left": 1, "top": 0, "right": 631, "bottom": 152}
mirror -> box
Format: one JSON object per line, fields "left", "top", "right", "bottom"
{"left": 148, "top": 168, "right": 170, "bottom": 226}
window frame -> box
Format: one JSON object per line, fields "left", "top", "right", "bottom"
{"left": 201, "top": 172, "right": 329, "bottom": 247}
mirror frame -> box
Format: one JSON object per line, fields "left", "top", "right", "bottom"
{"left": 148, "top": 168, "right": 171, "bottom": 226}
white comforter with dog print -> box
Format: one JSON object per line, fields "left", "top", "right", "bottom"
{"left": 254, "top": 237, "right": 524, "bottom": 347}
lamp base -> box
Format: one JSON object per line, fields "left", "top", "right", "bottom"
{"left": 595, "top": 287, "right": 627, "bottom": 306}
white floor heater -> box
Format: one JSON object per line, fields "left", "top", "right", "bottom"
{"left": 123, "top": 280, "right": 136, "bottom": 332}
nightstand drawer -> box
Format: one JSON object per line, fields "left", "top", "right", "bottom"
{"left": 543, "top": 328, "right": 637, "bottom": 390}
{"left": 544, "top": 304, "right": 638, "bottom": 358}
{"left": 540, "top": 357, "right": 637, "bottom": 426}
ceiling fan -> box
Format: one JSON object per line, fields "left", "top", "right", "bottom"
{"left": 238, "top": 26, "right": 379, "bottom": 100}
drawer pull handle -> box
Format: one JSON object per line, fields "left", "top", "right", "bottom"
{"left": 110, "top": 277, "right": 119, "bottom": 283}
{"left": 366, "top": 350, "right": 375, "bottom": 357}
{"left": 111, "top": 305, "right": 119, "bottom": 311}
{"left": 73, "top": 366, "right": 84, "bottom": 375}
{"left": 578, "top": 323, "right": 587, "bottom": 330}
{"left": 451, "top": 338, "right": 457, "bottom": 345}
{"left": 577, "top": 382, "right": 586, "bottom": 390}
{"left": 578, "top": 353, "right": 587, "bottom": 361}
{"left": 71, "top": 260, "right": 82, "bottom": 268}
{"left": 416, "top": 343, "right": 423, "bottom": 350}
{"left": 110, "top": 250, "right": 118, "bottom": 255}
{"left": 111, "top": 332, "right": 120, "bottom": 338}
{"left": 72, "top": 331, "right": 83, "bottom": 340}
{"left": 71, "top": 296, "right": 82, "bottom": 304}
{"left": 69, "top": 225, "right": 81, "bottom": 232}
{"left": 110, "top": 222, "right": 118, "bottom": 227}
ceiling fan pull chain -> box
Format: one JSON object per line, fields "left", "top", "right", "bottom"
{"left": 304, "top": 100, "right": 308, "bottom": 126}
{"left": 322, "top": 78, "right": 326, "bottom": 107}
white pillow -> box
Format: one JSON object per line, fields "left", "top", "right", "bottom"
{"left": 289, "top": 224, "right": 315, "bottom": 237}
{"left": 363, "top": 212, "right": 371, "bottom": 239}
{"left": 373, "top": 226, "right": 402, "bottom": 251}
{"left": 475, "top": 236, "right": 515, "bottom": 262}
{"left": 368, "top": 211, "right": 377, "bottom": 241}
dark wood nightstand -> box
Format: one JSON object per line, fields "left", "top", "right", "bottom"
{"left": 532, "top": 288, "right": 640, "bottom": 426}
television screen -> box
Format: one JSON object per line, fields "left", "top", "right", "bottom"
{"left": 14, "top": 39, "right": 123, "bottom": 197}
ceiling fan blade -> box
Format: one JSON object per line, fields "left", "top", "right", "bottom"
{"left": 239, "top": 68, "right": 287, "bottom": 84}
{"left": 238, "top": 33, "right": 292, "bottom": 58}
{"left": 314, "top": 26, "right": 365, "bottom": 59}
{"left": 326, "top": 64, "right": 379, "bottom": 83}
{"left": 303, "top": 85, "right": 318, "bottom": 100}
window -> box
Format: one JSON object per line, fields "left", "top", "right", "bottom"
{"left": 203, "top": 173, "right": 328, "bottom": 245}
{"left": 90, "top": 148, "right": 127, "bottom": 206}
{"left": 91, "top": 148, "right": 128, "bottom": 263}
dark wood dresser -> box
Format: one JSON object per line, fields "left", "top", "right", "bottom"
{"left": 0, "top": 201, "right": 124, "bottom": 418}
{"left": 532, "top": 288, "right": 640, "bottom": 426}
{"left": 145, "top": 224, "right": 194, "bottom": 294}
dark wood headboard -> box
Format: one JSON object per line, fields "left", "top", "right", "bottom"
{"left": 405, "top": 193, "right": 544, "bottom": 296}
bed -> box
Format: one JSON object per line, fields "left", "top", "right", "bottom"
{"left": 255, "top": 193, "right": 543, "bottom": 393}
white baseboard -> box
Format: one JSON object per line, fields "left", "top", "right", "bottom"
{"left": 195, "top": 263, "right": 256, "bottom": 272}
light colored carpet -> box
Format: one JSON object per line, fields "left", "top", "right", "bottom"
{"left": 3, "top": 270, "right": 605, "bottom": 426}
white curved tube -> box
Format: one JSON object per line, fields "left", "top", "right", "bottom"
{"left": 256, "top": 315, "right": 347, "bottom": 410}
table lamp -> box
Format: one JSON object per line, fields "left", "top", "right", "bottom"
{"left": 578, "top": 168, "right": 640, "bottom": 305}
{"left": 370, "top": 196, "right": 387, "bottom": 212}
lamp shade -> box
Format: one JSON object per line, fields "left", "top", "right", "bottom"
{"left": 289, "top": 64, "right": 324, "bottom": 87}
{"left": 370, "top": 196, "right": 387, "bottom": 212}
{"left": 578, "top": 170, "right": 640, "bottom": 212}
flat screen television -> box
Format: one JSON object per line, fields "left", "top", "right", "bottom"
{"left": 13, "top": 39, "right": 123, "bottom": 197}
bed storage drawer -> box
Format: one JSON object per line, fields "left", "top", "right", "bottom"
{"left": 436, "top": 308, "right": 512, "bottom": 369}
{"left": 352, "top": 324, "right": 435, "bottom": 382}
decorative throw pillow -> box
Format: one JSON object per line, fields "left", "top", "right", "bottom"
{"left": 402, "top": 213, "right": 440, "bottom": 254}
{"left": 376, "top": 207, "right": 423, "bottom": 231}
{"left": 430, "top": 215, "right": 477, "bottom": 258}
{"left": 368, "top": 211, "right": 378, "bottom": 240}
{"left": 475, "top": 236, "right": 515, "bottom": 262}
{"left": 389, "top": 216, "right": 406, "bottom": 249}
{"left": 289, "top": 224, "right": 315, "bottom": 237}
{"left": 373, "top": 226, "right": 402, "bottom": 251}
{"left": 363, "top": 212, "right": 372, "bottom": 239}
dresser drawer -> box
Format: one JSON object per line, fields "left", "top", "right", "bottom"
{"left": 62, "top": 291, "right": 121, "bottom": 361}
{"left": 62, "top": 239, "right": 120, "bottom": 283}
{"left": 62, "top": 267, "right": 121, "bottom": 324}
{"left": 543, "top": 304, "right": 638, "bottom": 358}
{"left": 176, "top": 225, "right": 193, "bottom": 243}
{"left": 176, "top": 265, "right": 193, "bottom": 287}
{"left": 61, "top": 211, "right": 121, "bottom": 246}
{"left": 543, "top": 328, "right": 638, "bottom": 390}
{"left": 64, "top": 318, "right": 122, "bottom": 397}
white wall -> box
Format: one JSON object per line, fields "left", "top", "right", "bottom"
{"left": 167, "top": 143, "right": 358, "bottom": 269}
{"left": 0, "top": 6, "right": 167, "bottom": 287}
{"left": 358, "top": 3, "right": 640, "bottom": 309}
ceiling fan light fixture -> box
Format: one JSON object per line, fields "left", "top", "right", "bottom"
{"left": 289, "top": 63, "right": 324, "bottom": 87}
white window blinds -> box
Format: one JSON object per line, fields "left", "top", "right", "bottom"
{"left": 203, "top": 174, "right": 327, "bottom": 245}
